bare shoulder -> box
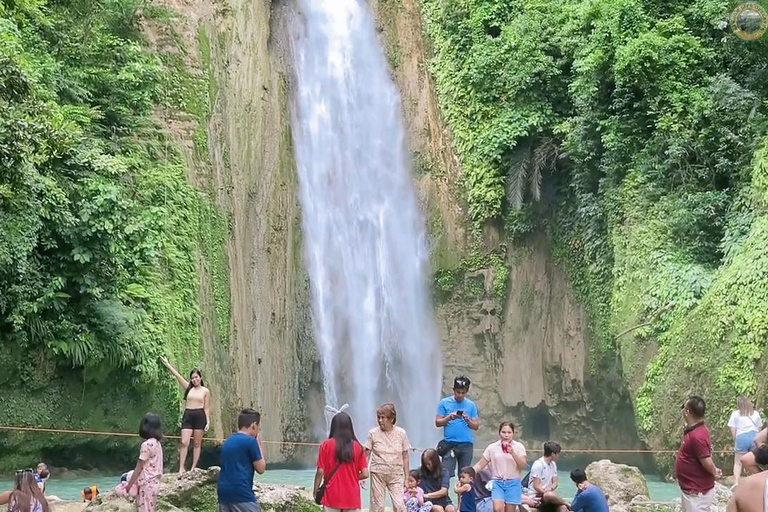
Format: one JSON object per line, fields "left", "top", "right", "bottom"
{"left": 202, "top": 386, "right": 211, "bottom": 395}
{"left": 733, "top": 472, "right": 766, "bottom": 511}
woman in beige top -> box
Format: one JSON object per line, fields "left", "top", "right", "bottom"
{"left": 160, "top": 357, "right": 211, "bottom": 474}
{"left": 365, "top": 403, "right": 411, "bottom": 512}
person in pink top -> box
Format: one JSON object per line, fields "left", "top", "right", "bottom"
{"left": 403, "top": 470, "right": 433, "bottom": 512}
{"left": 125, "top": 413, "right": 164, "bottom": 512}
{"left": 474, "top": 422, "right": 527, "bottom": 512}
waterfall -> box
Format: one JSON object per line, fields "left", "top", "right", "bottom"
{"left": 288, "top": 0, "right": 442, "bottom": 448}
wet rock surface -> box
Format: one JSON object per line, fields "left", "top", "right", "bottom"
{"left": 75, "top": 468, "right": 317, "bottom": 512}
{"left": 587, "top": 460, "right": 732, "bottom": 512}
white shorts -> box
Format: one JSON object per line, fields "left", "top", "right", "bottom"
{"left": 680, "top": 488, "right": 715, "bottom": 512}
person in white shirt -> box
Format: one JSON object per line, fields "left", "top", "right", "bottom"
{"left": 729, "top": 396, "right": 764, "bottom": 486}
{"left": 526, "top": 441, "right": 568, "bottom": 512}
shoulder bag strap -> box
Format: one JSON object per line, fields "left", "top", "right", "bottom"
{"left": 323, "top": 462, "right": 343, "bottom": 485}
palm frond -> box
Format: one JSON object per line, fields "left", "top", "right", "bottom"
{"left": 506, "top": 143, "right": 531, "bottom": 210}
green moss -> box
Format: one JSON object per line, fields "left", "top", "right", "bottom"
{"left": 0, "top": 0, "right": 232, "bottom": 469}
{"left": 433, "top": 268, "right": 459, "bottom": 302}
{"left": 0, "top": 378, "right": 179, "bottom": 471}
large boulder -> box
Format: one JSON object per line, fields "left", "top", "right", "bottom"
{"left": 83, "top": 468, "right": 318, "bottom": 512}
{"left": 586, "top": 459, "right": 650, "bottom": 511}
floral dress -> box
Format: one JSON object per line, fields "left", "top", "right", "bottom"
{"left": 137, "top": 438, "right": 163, "bottom": 512}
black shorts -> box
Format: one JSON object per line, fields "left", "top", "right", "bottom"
{"left": 181, "top": 408, "right": 206, "bottom": 430}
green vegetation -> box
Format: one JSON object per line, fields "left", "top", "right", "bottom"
{"left": 432, "top": 247, "right": 508, "bottom": 303}
{"left": 421, "top": 0, "right": 768, "bottom": 466}
{"left": 0, "top": 0, "right": 228, "bottom": 468}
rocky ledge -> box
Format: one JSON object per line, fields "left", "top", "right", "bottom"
{"left": 586, "top": 459, "right": 732, "bottom": 512}
{"left": 53, "top": 468, "right": 318, "bottom": 512}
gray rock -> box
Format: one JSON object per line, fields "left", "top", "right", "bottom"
{"left": 84, "top": 467, "right": 318, "bottom": 512}
{"left": 586, "top": 459, "right": 650, "bottom": 512}
{"left": 626, "top": 478, "right": 732, "bottom": 512}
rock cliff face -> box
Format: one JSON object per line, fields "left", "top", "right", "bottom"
{"left": 148, "top": 0, "right": 317, "bottom": 460}
{"left": 200, "top": 0, "right": 317, "bottom": 461}
{"left": 370, "top": 0, "right": 643, "bottom": 455}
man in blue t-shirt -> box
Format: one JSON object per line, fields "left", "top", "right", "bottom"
{"left": 568, "top": 469, "right": 609, "bottom": 512}
{"left": 218, "top": 409, "right": 266, "bottom": 512}
{"left": 435, "top": 375, "right": 480, "bottom": 477}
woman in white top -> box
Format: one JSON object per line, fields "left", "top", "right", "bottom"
{"left": 729, "top": 396, "right": 763, "bottom": 486}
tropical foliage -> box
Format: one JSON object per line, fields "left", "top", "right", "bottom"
{"left": 421, "top": 0, "right": 768, "bottom": 465}
{"left": 0, "top": 0, "right": 224, "bottom": 467}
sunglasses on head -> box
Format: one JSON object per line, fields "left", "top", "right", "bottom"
{"left": 15, "top": 469, "right": 33, "bottom": 475}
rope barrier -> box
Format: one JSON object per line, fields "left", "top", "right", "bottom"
{"left": 0, "top": 425, "right": 738, "bottom": 454}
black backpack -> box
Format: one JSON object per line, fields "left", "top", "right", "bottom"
{"left": 521, "top": 471, "right": 531, "bottom": 489}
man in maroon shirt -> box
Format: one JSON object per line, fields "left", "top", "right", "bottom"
{"left": 676, "top": 395, "right": 723, "bottom": 512}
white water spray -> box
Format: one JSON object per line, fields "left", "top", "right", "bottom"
{"left": 289, "top": 0, "right": 442, "bottom": 447}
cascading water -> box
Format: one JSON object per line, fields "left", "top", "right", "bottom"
{"left": 288, "top": 0, "right": 442, "bottom": 447}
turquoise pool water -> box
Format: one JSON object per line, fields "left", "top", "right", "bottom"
{"left": 0, "top": 469, "right": 679, "bottom": 504}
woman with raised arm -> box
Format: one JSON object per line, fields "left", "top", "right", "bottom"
{"left": 160, "top": 356, "right": 211, "bottom": 474}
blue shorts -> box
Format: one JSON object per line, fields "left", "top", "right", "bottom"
{"left": 491, "top": 478, "right": 522, "bottom": 505}
{"left": 736, "top": 431, "right": 758, "bottom": 452}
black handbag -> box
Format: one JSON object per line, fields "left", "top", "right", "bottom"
{"left": 436, "top": 439, "right": 457, "bottom": 457}
{"left": 315, "top": 462, "right": 342, "bottom": 505}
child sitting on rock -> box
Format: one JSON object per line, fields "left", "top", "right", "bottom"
{"left": 115, "top": 471, "right": 138, "bottom": 498}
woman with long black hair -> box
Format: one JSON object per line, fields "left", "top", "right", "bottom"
{"left": 160, "top": 356, "right": 211, "bottom": 474}
{"left": 313, "top": 412, "right": 369, "bottom": 511}
{"left": 418, "top": 449, "right": 455, "bottom": 512}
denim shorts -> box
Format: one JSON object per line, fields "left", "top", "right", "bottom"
{"left": 736, "top": 431, "right": 758, "bottom": 452}
{"left": 491, "top": 478, "right": 522, "bottom": 505}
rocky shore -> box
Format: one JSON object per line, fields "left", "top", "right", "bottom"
{"left": 585, "top": 459, "right": 732, "bottom": 512}
{"left": 50, "top": 460, "right": 733, "bottom": 512}
{"left": 52, "top": 468, "right": 317, "bottom": 512}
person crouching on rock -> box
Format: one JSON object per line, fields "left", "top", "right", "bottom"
{"left": 365, "top": 403, "right": 412, "bottom": 512}
{"left": 115, "top": 471, "right": 138, "bottom": 499}
{"left": 473, "top": 422, "right": 527, "bottom": 512}
{"left": 217, "top": 409, "right": 266, "bottom": 512}
{"left": 81, "top": 486, "right": 99, "bottom": 502}
{"left": 125, "top": 413, "right": 164, "bottom": 512}
{"left": 567, "top": 469, "right": 608, "bottom": 512}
